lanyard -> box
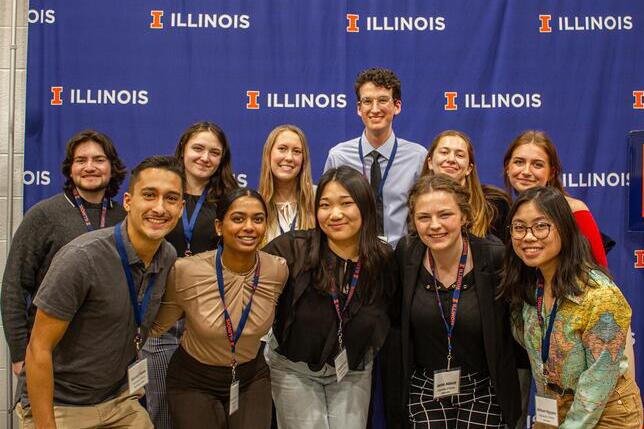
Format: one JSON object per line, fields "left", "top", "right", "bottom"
{"left": 329, "top": 259, "right": 361, "bottom": 351}
{"left": 426, "top": 234, "right": 468, "bottom": 369}
{"left": 181, "top": 188, "right": 208, "bottom": 256}
{"left": 114, "top": 222, "right": 157, "bottom": 351}
{"left": 215, "top": 244, "right": 261, "bottom": 381}
{"left": 536, "top": 278, "right": 559, "bottom": 379}
{"left": 358, "top": 136, "right": 398, "bottom": 198}
{"left": 72, "top": 187, "right": 108, "bottom": 231}
{"left": 278, "top": 212, "right": 298, "bottom": 235}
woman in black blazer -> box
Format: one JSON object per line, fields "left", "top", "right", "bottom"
{"left": 384, "top": 174, "right": 521, "bottom": 428}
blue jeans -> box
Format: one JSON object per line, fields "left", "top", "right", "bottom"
{"left": 265, "top": 336, "right": 372, "bottom": 429}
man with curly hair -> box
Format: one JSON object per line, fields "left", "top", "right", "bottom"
{"left": 324, "top": 67, "right": 426, "bottom": 246}
{"left": 1, "top": 129, "right": 127, "bottom": 377}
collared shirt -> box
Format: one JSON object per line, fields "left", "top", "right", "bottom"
{"left": 324, "top": 131, "right": 426, "bottom": 247}
{"left": 19, "top": 220, "right": 176, "bottom": 407}
{"left": 512, "top": 270, "right": 631, "bottom": 429}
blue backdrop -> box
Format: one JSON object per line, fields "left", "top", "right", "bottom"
{"left": 23, "top": 2, "right": 644, "bottom": 426}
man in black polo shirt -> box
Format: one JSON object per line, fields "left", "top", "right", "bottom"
{"left": 2, "top": 129, "right": 127, "bottom": 376}
{"left": 17, "top": 156, "right": 185, "bottom": 429}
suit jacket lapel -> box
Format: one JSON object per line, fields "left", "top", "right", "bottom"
{"left": 471, "top": 237, "right": 498, "bottom": 383}
{"left": 401, "top": 236, "right": 425, "bottom": 378}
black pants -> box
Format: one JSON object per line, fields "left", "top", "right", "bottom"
{"left": 166, "top": 345, "right": 272, "bottom": 429}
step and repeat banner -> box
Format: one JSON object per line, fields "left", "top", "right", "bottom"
{"left": 23, "top": 1, "right": 644, "bottom": 424}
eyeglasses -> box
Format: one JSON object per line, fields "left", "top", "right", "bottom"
{"left": 359, "top": 96, "right": 393, "bottom": 107}
{"left": 509, "top": 222, "right": 552, "bottom": 240}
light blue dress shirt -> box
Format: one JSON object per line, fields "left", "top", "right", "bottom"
{"left": 324, "top": 131, "right": 427, "bottom": 247}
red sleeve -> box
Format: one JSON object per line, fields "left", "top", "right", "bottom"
{"left": 573, "top": 210, "right": 608, "bottom": 268}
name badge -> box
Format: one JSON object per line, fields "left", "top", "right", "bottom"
{"left": 433, "top": 368, "right": 460, "bottom": 399}
{"left": 334, "top": 348, "right": 349, "bottom": 383}
{"left": 128, "top": 358, "right": 149, "bottom": 394}
{"left": 229, "top": 380, "right": 240, "bottom": 415}
{"left": 535, "top": 395, "right": 558, "bottom": 426}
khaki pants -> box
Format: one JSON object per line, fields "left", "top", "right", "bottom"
{"left": 16, "top": 389, "right": 153, "bottom": 429}
{"left": 535, "top": 372, "right": 643, "bottom": 428}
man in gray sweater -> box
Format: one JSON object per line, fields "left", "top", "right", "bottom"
{"left": 1, "top": 129, "right": 127, "bottom": 376}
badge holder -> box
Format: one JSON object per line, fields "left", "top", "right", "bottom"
{"left": 433, "top": 354, "right": 460, "bottom": 399}
{"left": 334, "top": 329, "right": 349, "bottom": 383}
{"left": 229, "top": 362, "right": 240, "bottom": 415}
{"left": 535, "top": 394, "right": 558, "bottom": 426}
{"left": 128, "top": 328, "right": 149, "bottom": 394}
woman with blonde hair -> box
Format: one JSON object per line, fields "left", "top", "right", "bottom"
{"left": 258, "top": 125, "right": 315, "bottom": 243}
{"left": 422, "top": 130, "right": 508, "bottom": 239}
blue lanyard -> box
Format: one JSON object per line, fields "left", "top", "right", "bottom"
{"left": 215, "top": 244, "right": 261, "bottom": 379}
{"left": 358, "top": 136, "right": 398, "bottom": 198}
{"left": 426, "top": 234, "right": 468, "bottom": 369}
{"left": 114, "top": 222, "right": 157, "bottom": 351}
{"left": 181, "top": 188, "right": 208, "bottom": 255}
{"left": 536, "top": 278, "right": 559, "bottom": 367}
{"left": 72, "top": 187, "right": 108, "bottom": 232}
{"left": 329, "top": 259, "right": 361, "bottom": 351}
{"left": 278, "top": 212, "right": 297, "bottom": 235}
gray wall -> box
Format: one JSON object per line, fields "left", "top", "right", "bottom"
{"left": 1, "top": 0, "right": 28, "bottom": 426}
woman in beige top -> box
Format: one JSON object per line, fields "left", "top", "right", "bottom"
{"left": 150, "top": 188, "right": 288, "bottom": 429}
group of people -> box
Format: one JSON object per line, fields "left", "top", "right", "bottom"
{"left": 1, "top": 67, "right": 641, "bottom": 429}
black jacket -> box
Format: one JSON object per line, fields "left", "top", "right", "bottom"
{"left": 382, "top": 233, "right": 521, "bottom": 428}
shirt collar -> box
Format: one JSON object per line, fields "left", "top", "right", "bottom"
{"left": 119, "top": 218, "right": 163, "bottom": 274}
{"left": 563, "top": 279, "right": 589, "bottom": 305}
{"left": 361, "top": 130, "right": 396, "bottom": 160}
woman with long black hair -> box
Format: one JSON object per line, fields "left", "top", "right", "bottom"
{"left": 503, "top": 187, "right": 642, "bottom": 428}
{"left": 263, "top": 166, "right": 396, "bottom": 428}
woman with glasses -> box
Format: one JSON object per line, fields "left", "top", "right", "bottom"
{"left": 502, "top": 186, "right": 642, "bottom": 428}
{"left": 503, "top": 130, "right": 607, "bottom": 267}
{"left": 387, "top": 174, "right": 521, "bottom": 428}
{"left": 149, "top": 188, "right": 289, "bottom": 428}
{"left": 142, "top": 121, "right": 238, "bottom": 429}
{"left": 263, "top": 166, "right": 396, "bottom": 428}
{"left": 422, "top": 130, "right": 509, "bottom": 239}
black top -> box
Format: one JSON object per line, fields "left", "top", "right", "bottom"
{"left": 411, "top": 269, "right": 487, "bottom": 374}
{"left": 482, "top": 185, "right": 511, "bottom": 241}
{"left": 164, "top": 193, "right": 219, "bottom": 256}
{"left": 381, "top": 233, "right": 521, "bottom": 429}
{"left": 264, "top": 230, "right": 396, "bottom": 371}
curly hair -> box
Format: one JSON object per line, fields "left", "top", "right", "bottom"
{"left": 354, "top": 67, "right": 402, "bottom": 101}
{"left": 61, "top": 129, "right": 127, "bottom": 199}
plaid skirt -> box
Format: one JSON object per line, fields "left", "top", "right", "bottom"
{"left": 408, "top": 368, "right": 505, "bottom": 428}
